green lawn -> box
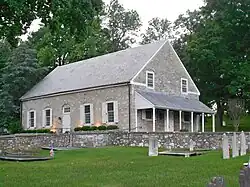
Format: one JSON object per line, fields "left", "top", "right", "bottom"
{"left": 0, "top": 147, "right": 249, "bottom": 187}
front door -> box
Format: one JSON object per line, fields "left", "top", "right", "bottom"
{"left": 62, "top": 106, "right": 71, "bottom": 133}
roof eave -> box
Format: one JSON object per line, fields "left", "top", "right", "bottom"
{"left": 20, "top": 82, "right": 130, "bottom": 102}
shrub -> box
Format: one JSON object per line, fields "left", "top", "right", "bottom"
{"left": 180, "top": 129, "right": 188, "bottom": 132}
{"left": 81, "top": 126, "right": 91, "bottom": 131}
{"left": 107, "top": 125, "right": 118, "bottom": 130}
{"left": 98, "top": 125, "right": 107, "bottom": 131}
{"left": 21, "top": 129, "right": 51, "bottom": 133}
{"left": 74, "top": 127, "right": 82, "bottom": 132}
{"left": 90, "top": 126, "right": 98, "bottom": 131}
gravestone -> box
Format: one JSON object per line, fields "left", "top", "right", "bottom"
{"left": 240, "top": 131, "right": 247, "bottom": 156}
{"left": 222, "top": 134, "right": 230, "bottom": 159}
{"left": 232, "top": 132, "right": 239, "bottom": 158}
{"left": 148, "top": 137, "right": 158, "bottom": 156}
{"left": 189, "top": 139, "right": 194, "bottom": 152}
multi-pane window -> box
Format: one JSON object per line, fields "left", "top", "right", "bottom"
{"left": 107, "top": 102, "right": 114, "bottom": 123}
{"left": 64, "top": 107, "right": 70, "bottom": 113}
{"left": 45, "top": 109, "right": 51, "bottom": 126}
{"left": 29, "top": 111, "right": 35, "bottom": 127}
{"left": 181, "top": 78, "right": 188, "bottom": 93}
{"left": 145, "top": 109, "right": 152, "bottom": 119}
{"left": 183, "top": 112, "right": 190, "bottom": 122}
{"left": 84, "top": 105, "right": 91, "bottom": 124}
{"left": 146, "top": 71, "right": 154, "bottom": 88}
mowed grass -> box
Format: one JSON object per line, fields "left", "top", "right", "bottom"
{"left": 0, "top": 147, "right": 248, "bottom": 187}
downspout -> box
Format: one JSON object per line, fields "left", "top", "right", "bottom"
{"left": 128, "top": 83, "right": 131, "bottom": 132}
{"left": 20, "top": 100, "right": 22, "bottom": 130}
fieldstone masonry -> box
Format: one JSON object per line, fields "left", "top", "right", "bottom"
{"left": 1, "top": 132, "right": 250, "bottom": 152}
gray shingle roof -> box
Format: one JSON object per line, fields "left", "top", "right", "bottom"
{"left": 137, "top": 90, "right": 214, "bottom": 114}
{"left": 21, "top": 40, "right": 166, "bottom": 100}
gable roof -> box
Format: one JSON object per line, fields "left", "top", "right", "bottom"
{"left": 21, "top": 40, "right": 167, "bottom": 100}
{"left": 137, "top": 90, "right": 214, "bottom": 114}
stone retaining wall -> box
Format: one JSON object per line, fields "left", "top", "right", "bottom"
{"left": 1, "top": 132, "right": 250, "bottom": 152}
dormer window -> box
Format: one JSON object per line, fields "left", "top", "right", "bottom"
{"left": 146, "top": 71, "right": 155, "bottom": 89}
{"left": 181, "top": 78, "right": 188, "bottom": 94}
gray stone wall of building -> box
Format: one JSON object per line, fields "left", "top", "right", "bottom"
{"left": 133, "top": 42, "right": 199, "bottom": 100}
{"left": 1, "top": 132, "right": 249, "bottom": 152}
{"left": 22, "top": 85, "right": 130, "bottom": 131}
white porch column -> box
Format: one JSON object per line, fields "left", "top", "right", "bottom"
{"left": 191, "top": 112, "right": 194, "bottom": 132}
{"left": 164, "top": 109, "right": 169, "bottom": 132}
{"left": 212, "top": 114, "right": 215, "bottom": 132}
{"left": 179, "top": 110, "right": 182, "bottom": 131}
{"left": 135, "top": 109, "right": 138, "bottom": 132}
{"left": 153, "top": 107, "right": 156, "bottom": 132}
{"left": 202, "top": 113, "right": 205, "bottom": 132}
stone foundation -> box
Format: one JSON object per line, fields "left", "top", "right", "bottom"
{"left": 0, "top": 132, "right": 249, "bottom": 152}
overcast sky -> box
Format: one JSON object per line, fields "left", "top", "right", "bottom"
{"left": 104, "top": 0, "right": 204, "bottom": 27}
{"left": 21, "top": 0, "right": 204, "bottom": 40}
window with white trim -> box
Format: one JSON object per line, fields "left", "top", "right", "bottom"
{"left": 28, "top": 110, "right": 36, "bottom": 128}
{"left": 146, "top": 71, "right": 155, "bottom": 88}
{"left": 84, "top": 105, "right": 91, "bottom": 124}
{"left": 181, "top": 78, "right": 188, "bottom": 93}
{"left": 45, "top": 108, "right": 52, "bottom": 127}
{"left": 63, "top": 106, "right": 70, "bottom": 113}
{"left": 107, "top": 102, "right": 114, "bottom": 123}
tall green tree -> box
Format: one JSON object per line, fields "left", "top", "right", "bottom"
{"left": 0, "top": 0, "right": 51, "bottom": 46}
{"left": 172, "top": 10, "right": 202, "bottom": 65}
{"left": 0, "top": 40, "right": 12, "bottom": 72}
{"left": 105, "top": 0, "right": 142, "bottom": 52}
{"left": 28, "top": 0, "right": 107, "bottom": 67}
{"left": 140, "top": 17, "right": 173, "bottom": 45}
{"left": 187, "top": 0, "right": 250, "bottom": 128}
{"left": 0, "top": 43, "right": 48, "bottom": 129}
{"left": 1, "top": 0, "right": 104, "bottom": 48}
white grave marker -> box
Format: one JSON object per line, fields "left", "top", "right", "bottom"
{"left": 148, "top": 137, "right": 158, "bottom": 156}
{"left": 222, "top": 133, "right": 230, "bottom": 159}
{"left": 232, "top": 132, "right": 239, "bottom": 158}
{"left": 189, "top": 139, "right": 194, "bottom": 152}
{"left": 240, "top": 131, "right": 247, "bottom": 156}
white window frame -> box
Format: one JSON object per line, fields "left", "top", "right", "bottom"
{"left": 181, "top": 78, "right": 188, "bottom": 94}
{"left": 84, "top": 104, "right": 92, "bottom": 125}
{"left": 142, "top": 109, "right": 153, "bottom": 121}
{"left": 107, "top": 102, "right": 115, "bottom": 123}
{"left": 28, "top": 110, "right": 36, "bottom": 129}
{"left": 146, "top": 71, "right": 155, "bottom": 89}
{"left": 43, "top": 108, "right": 52, "bottom": 127}
{"left": 63, "top": 106, "right": 71, "bottom": 114}
{"left": 103, "top": 101, "right": 118, "bottom": 125}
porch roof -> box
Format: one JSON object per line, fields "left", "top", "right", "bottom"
{"left": 136, "top": 91, "right": 215, "bottom": 114}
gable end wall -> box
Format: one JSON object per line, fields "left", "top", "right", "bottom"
{"left": 133, "top": 41, "right": 199, "bottom": 100}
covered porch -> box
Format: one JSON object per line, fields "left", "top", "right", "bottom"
{"left": 135, "top": 91, "right": 215, "bottom": 132}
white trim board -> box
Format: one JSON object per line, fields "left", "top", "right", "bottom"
{"left": 135, "top": 92, "right": 154, "bottom": 109}
{"left": 131, "top": 40, "right": 167, "bottom": 82}
{"left": 130, "top": 81, "right": 147, "bottom": 87}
